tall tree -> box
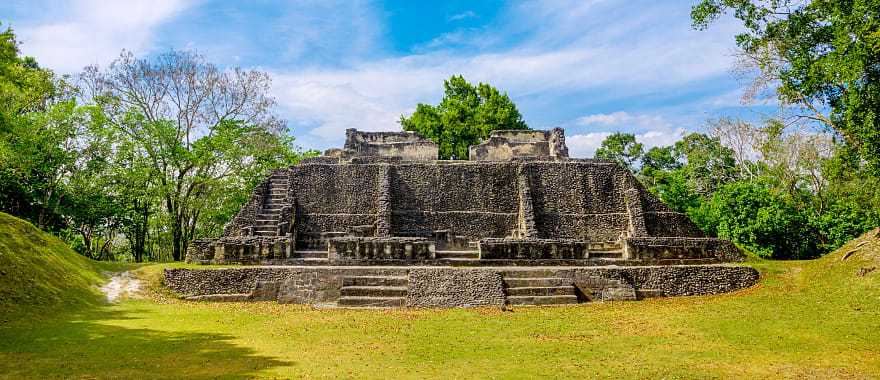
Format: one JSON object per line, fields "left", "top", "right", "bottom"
{"left": 400, "top": 75, "right": 528, "bottom": 159}
{"left": 594, "top": 132, "right": 644, "bottom": 171}
{"left": 80, "top": 50, "right": 299, "bottom": 261}
{"left": 692, "top": 0, "right": 880, "bottom": 175}
{"left": 0, "top": 23, "right": 60, "bottom": 226}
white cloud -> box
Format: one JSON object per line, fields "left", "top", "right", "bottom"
{"left": 566, "top": 127, "right": 687, "bottom": 158}
{"left": 268, "top": 1, "right": 741, "bottom": 150}
{"left": 14, "top": 0, "right": 194, "bottom": 73}
{"left": 566, "top": 132, "right": 611, "bottom": 158}
{"left": 448, "top": 11, "right": 477, "bottom": 22}
{"left": 577, "top": 112, "right": 671, "bottom": 129}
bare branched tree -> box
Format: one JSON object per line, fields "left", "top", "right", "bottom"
{"left": 79, "top": 50, "right": 289, "bottom": 261}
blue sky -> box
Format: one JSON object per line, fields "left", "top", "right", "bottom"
{"left": 1, "top": 0, "right": 778, "bottom": 156}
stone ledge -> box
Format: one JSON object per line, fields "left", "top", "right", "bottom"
{"left": 164, "top": 264, "right": 759, "bottom": 308}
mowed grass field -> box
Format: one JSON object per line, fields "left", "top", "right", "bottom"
{"left": 1, "top": 212, "right": 879, "bottom": 379}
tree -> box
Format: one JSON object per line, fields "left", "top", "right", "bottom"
{"left": 692, "top": 0, "right": 880, "bottom": 175}
{"left": 594, "top": 132, "right": 644, "bottom": 171}
{"left": 0, "top": 23, "right": 60, "bottom": 226}
{"left": 696, "top": 180, "right": 818, "bottom": 259}
{"left": 673, "top": 133, "right": 738, "bottom": 197}
{"left": 80, "top": 50, "right": 301, "bottom": 261}
{"left": 400, "top": 75, "right": 528, "bottom": 159}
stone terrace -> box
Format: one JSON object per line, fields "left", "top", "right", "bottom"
{"left": 175, "top": 128, "right": 755, "bottom": 307}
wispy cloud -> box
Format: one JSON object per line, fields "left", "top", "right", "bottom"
{"left": 448, "top": 11, "right": 477, "bottom": 22}
{"left": 566, "top": 127, "right": 687, "bottom": 158}
{"left": 5, "top": 0, "right": 754, "bottom": 152}
{"left": 271, "top": 1, "right": 740, "bottom": 149}
{"left": 576, "top": 112, "right": 671, "bottom": 129}
{"left": 11, "top": 0, "right": 195, "bottom": 73}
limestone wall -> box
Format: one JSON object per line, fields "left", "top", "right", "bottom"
{"left": 341, "top": 128, "right": 438, "bottom": 161}
{"left": 236, "top": 160, "right": 708, "bottom": 244}
{"left": 164, "top": 265, "right": 759, "bottom": 306}
{"left": 469, "top": 128, "right": 569, "bottom": 161}
{"left": 406, "top": 268, "right": 505, "bottom": 307}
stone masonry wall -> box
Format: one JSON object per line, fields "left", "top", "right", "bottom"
{"left": 251, "top": 160, "right": 718, "bottom": 243}
{"left": 164, "top": 265, "right": 759, "bottom": 306}
{"left": 406, "top": 268, "right": 505, "bottom": 307}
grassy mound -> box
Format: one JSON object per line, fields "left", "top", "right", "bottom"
{"left": 0, "top": 212, "right": 109, "bottom": 317}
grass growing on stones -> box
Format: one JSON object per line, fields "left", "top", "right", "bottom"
{"left": 1, "top": 212, "right": 879, "bottom": 379}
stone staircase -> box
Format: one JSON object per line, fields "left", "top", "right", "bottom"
{"left": 502, "top": 269, "right": 579, "bottom": 306}
{"left": 338, "top": 274, "right": 408, "bottom": 307}
{"left": 588, "top": 241, "right": 625, "bottom": 259}
{"left": 253, "top": 172, "right": 290, "bottom": 237}
{"left": 435, "top": 249, "right": 479, "bottom": 262}
{"left": 289, "top": 249, "right": 328, "bottom": 262}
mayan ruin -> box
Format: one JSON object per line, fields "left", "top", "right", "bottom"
{"left": 167, "top": 128, "right": 758, "bottom": 307}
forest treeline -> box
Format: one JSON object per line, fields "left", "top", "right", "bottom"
{"left": 2, "top": 0, "right": 878, "bottom": 262}
{"left": 0, "top": 25, "right": 311, "bottom": 262}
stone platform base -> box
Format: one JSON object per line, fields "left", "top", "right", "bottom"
{"left": 164, "top": 264, "right": 759, "bottom": 308}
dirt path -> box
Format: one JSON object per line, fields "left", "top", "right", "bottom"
{"left": 100, "top": 271, "right": 142, "bottom": 302}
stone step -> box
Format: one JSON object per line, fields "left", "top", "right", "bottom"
{"left": 254, "top": 219, "right": 278, "bottom": 225}
{"left": 507, "top": 295, "right": 579, "bottom": 306}
{"left": 340, "top": 286, "right": 407, "bottom": 298}
{"left": 504, "top": 277, "right": 572, "bottom": 288}
{"left": 435, "top": 250, "right": 479, "bottom": 259}
{"left": 252, "top": 225, "right": 277, "bottom": 231}
{"left": 337, "top": 296, "right": 405, "bottom": 307}
{"left": 507, "top": 286, "right": 576, "bottom": 297}
{"left": 260, "top": 209, "right": 282, "bottom": 215}
{"left": 292, "top": 250, "right": 327, "bottom": 259}
{"left": 253, "top": 231, "right": 277, "bottom": 236}
{"left": 343, "top": 275, "right": 408, "bottom": 287}
{"left": 590, "top": 250, "right": 624, "bottom": 259}
{"left": 501, "top": 269, "right": 565, "bottom": 278}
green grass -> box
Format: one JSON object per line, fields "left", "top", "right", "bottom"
{"left": 1, "top": 212, "right": 879, "bottom": 379}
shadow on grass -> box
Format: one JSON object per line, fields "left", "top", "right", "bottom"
{"left": 0, "top": 306, "right": 290, "bottom": 379}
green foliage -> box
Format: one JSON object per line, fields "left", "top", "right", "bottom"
{"left": 692, "top": 0, "right": 880, "bottom": 176}
{"left": 0, "top": 23, "right": 55, "bottom": 128}
{"left": 400, "top": 75, "right": 528, "bottom": 159}
{"left": 0, "top": 27, "right": 308, "bottom": 262}
{"left": 673, "top": 133, "right": 738, "bottom": 196}
{"left": 696, "top": 180, "right": 818, "bottom": 259}
{"left": 595, "top": 132, "right": 644, "bottom": 171}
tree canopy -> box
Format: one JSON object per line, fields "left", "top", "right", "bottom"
{"left": 399, "top": 75, "right": 528, "bottom": 159}
{"left": 692, "top": 0, "right": 880, "bottom": 175}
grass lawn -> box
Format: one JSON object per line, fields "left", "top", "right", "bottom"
{"left": 1, "top": 213, "right": 879, "bottom": 379}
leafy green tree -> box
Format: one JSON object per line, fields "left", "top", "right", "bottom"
{"left": 81, "top": 50, "right": 305, "bottom": 260}
{"left": 594, "top": 132, "right": 644, "bottom": 171}
{"left": 0, "top": 23, "right": 55, "bottom": 130}
{"left": 0, "top": 24, "right": 60, "bottom": 227}
{"left": 674, "top": 133, "right": 738, "bottom": 197}
{"left": 692, "top": 0, "right": 880, "bottom": 175}
{"left": 696, "top": 180, "right": 818, "bottom": 259}
{"left": 400, "top": 75, "right": 528, "bottom": 159}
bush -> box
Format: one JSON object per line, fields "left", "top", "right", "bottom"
{"left": 696, "top": 181, "right": 819, "bottom": 259}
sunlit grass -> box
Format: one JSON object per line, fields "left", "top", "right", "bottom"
{"left": 1, "top": 211, "right": 878, "bottom": 379}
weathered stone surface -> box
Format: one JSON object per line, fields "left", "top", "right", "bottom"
{"left": 164, "top": 265, "right": 759, "bottom": 307}
{"left": 335, "top": 128, "right": 438, "bottom": 161}
{"left": 406, "top": 268, "right": 504, "bottom": 308}
{"left": 469, "top": 128, "right": 568, "bottom": 161}
{"left": 328, "top": 237, "right": 433, "bottom": 261}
